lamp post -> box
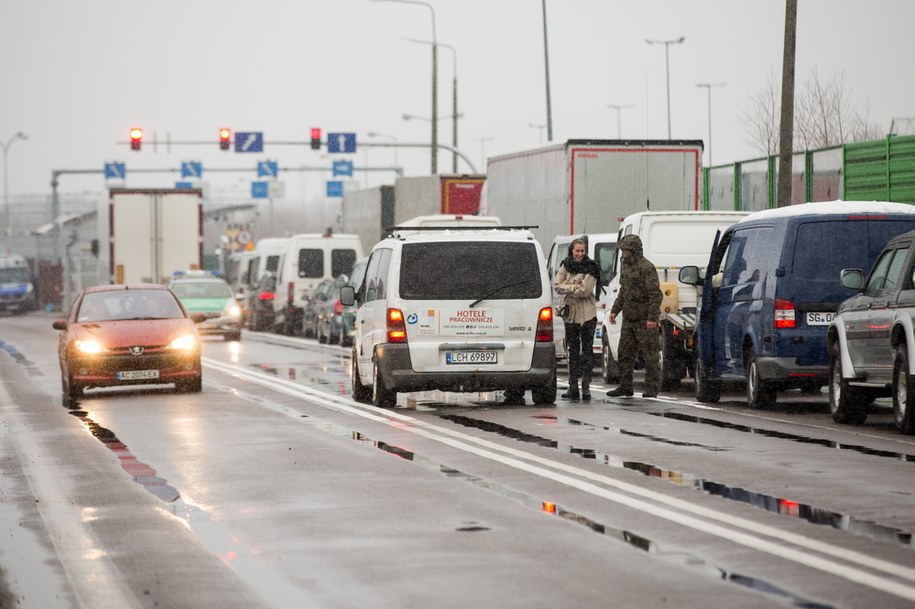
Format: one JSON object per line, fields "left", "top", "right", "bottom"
{"left": 695, "top": 82, "right": 726, "bottom": 166}
{"left": 528, "top": 123, "right": 547, "bottom": 144}
{"left": 473, "top": 137, "right": 493, "bottom": 171}
{"left": 367, "top": 131, "right": 399, "bottom": 172}
{"left": 407, "top": 38, "right": 459, "bottom": 173}
{"left": 2, "top": 131, "right": 28, "bottom": 237}
{"left": 646, "top": 36, "right": 685, "bottom": 138}
{"left": 372, "top": 0, "right": 438, "bottom": 174}
{"left": 606, "top": 104, "right": 633, "bottom": 138}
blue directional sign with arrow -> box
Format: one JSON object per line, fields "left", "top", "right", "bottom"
{"left": 257, "top": 160, "right": 278, "bottom": 178}
{"left": 104, "top": 162, "right": 126, "bottom": 180}
{"left": 181, "top": 161, "right": 202, "bottom": 178}
{"left": 327, "top": 132, "right": 356, "bottom": 153}
{"left": 235, "top": 132, "right": 264, "bottom": 153}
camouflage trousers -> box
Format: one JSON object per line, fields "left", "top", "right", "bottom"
{"left": 616, "top": 320, "right": 660, "bottom": 393}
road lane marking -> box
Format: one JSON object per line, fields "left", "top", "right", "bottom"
{"left": 204, "top": 357, "right": 915, "bottom": 601}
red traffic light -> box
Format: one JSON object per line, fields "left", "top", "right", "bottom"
{"left": 219, "top": 128, "right": 231, "bottom": 150}
{"left": 310, "top": 127, "right": 321, "bottom": 150}
{"left": 129, "top": 127, "right": 143, "bottom": 151}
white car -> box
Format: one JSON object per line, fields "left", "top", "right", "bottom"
{"left": 342, "top": 227, "right": 557, "bottom": 407}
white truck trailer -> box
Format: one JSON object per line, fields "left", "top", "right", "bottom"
{"left": 107, "top": 188, "right": 203, "bottom": 284}
{"left": 482, "top": 139, "right": 705, "bottom": 251}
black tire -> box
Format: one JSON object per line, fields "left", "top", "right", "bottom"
{"left": 224, "top": 331, "right": 242, "bottom": 342}
{"left": 318, "top": 322, "right": 328, "bottom": 344}
{"left": 372, "top": 356, "right": 397, "bottom": 408}
{"left": 693, "top": 347, "right": 720, "bottom": 403}
{"left": 503, "top": 389, "right": 526, "bottom": 405}
{"left": 62, "top": 374, "right": 81, "bottom": 407}
{"left": 601, "top": 337, "right": 620, "bottom": 383}
{"left": 351, "top": 348, "right": 372, "bottom": 403}
{"left": 531, "top": 374, "right": 557, "bottom": 405}
{"left": 828, "top": 344, "right": 870, "bottom": 424}
{"left": 746, "top": 350, "right": 776, "bottom": 409}
{"left": 892, "top": 346, "right": 915, "bottom": 434}
{"left": 660, "top": 325, "right": 687, "bottom": 390}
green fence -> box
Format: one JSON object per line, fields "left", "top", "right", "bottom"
{"left": 703, "top": 134, "right": 915, "bottom": 210}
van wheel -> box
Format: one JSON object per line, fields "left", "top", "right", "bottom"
{"left": 746, "top": 350, "right": 776, "bottom": 409}
{"left": 892, "top": 346, "right": 915, "bottom": 434}
{"left": 532, "top": 374, "right": 557, "bottom": 405}
{"left": 62, "top": 374, "right": 82, "bottom": 407}
{"left": 351, "top": 349, "right": 372, "bottom": 403}
{"left": 693, "top": 348, "right": 720, "bottom": 403}
{"left": 601, "top": 337, "right": 620, "bottom": 383}
{"left": 829, "top": 344, "right": 870, "bottom": 424}
{"left": 660, "top": 326, "right": 686, "bottom": 390}
{"left": 372, "top": 358, "right": 397, "bottom": 408}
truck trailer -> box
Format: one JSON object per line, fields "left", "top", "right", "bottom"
{"left": 107, "top": 188, "right": 203, "bottom": 284}
{"left": 482, "top": 139, "right": 704, "bottom": 250}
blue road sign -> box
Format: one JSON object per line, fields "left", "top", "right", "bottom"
{"left": 235, "top": 132, "right": 264, "bottom": 153}
{"left": 257, "top": 160, "right": 278, "bottom": 178}
{"left": 332, "top": 160, "right": 353, "bottom": 177}
{"left": 326, "top": 180, "right": 344, "bottom": 198}
{"left": 327, "top": 132, "right": 356, "bottom": 153}
{"left": 104, "top": 162, "right": 126, "bottom": 180}
{"left": 175, "top": 182, "right": 194, "bottom": 189}
{"left": 181, "top": 161, "right": 202, "bottom": 178}
{"left": 251, "top": 181, "right": 270, "bottom": 199}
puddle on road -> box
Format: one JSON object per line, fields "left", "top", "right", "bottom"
{"left": 441, "top": 414, "right": 915, "bottom": 549}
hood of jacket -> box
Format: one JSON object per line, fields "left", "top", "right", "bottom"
{"left": 618, "top": 234, "right": 644, "bottom": 257}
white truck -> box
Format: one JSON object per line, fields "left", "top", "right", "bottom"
{"left": 0, "top": 253, "right": 38, "bottom": 314}
{"left": 600, "top": 211, "right": 749, "bottom": 389}
{"left": 482, "top": 139, "right": 705, "bottom": 251}
{"left": 107, "top": 188, "right": 203, "bottom": 284}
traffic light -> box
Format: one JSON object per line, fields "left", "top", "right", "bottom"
{"left": 310, "top": 127, "right": 321, "bottom": 150}
{"left": 129, "top": 127, "right": 143, "bottom": 151}
{"left": 219, "top": 128, "right": 231, "bottom": 150}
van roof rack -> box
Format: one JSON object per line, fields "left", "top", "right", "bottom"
{"left": 385, "top": 225, "right": 538, "bottom": 232}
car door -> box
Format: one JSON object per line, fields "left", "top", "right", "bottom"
{"left": 858, "top": 244, "right": 911, "bottom": 377}
{"left": 356, "top": 248, "right": 393, "bottom": 381}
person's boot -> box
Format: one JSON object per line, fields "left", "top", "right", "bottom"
{"left": 581, "top": 378, "right": 591, "bottom": 401}
{"left": 606, "top": 386, "right": 634, "bottom": 398}
{"left": 561, "top": 380, "right": 580, "bottom": 400}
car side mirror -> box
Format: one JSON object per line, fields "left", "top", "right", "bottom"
{"left": 52, "top": 319, "right": 67, "bottom": 330}
{"left": 840, "top": 268, "right": 865, "bottom": 290}
{"left": 340, "top": 286, "right": 355, "bottom": 307}
{"left": 678, "top": 266, "right": 703, "bottom": 286}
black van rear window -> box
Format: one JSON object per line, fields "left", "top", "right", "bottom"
{"left": 792, "top": 219, "right": 915, "bottom": 279}
{"left": 399, "top": 241, "right": 542, "bottom": 300}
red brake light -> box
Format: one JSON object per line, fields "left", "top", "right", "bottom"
{"left": 387, "top": 308, "right": 407, "bottom": 343}
{"left": 535, "top": 307, "right": 553, "bottom": 342}
{"left": 775, "top": 298, "right": 795, "bottom": 328}
{"left": 287, "top": 281, "right": 295, "bottom": 304}
{"left": 333, "top": 298, "right": 343, "bottom": 314}
{"left": 259, "top": 291, "right": 275, "bottom": 301}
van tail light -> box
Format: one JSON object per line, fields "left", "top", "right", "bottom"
{"left": 333, "top": 298, "right": 343, "bottom": 315}
{"left": 287, "top": 282, "right": 295, "bottom": 305}
{"left": 775, "top": 298, "right": 796, "bottom": 328}
{"left": 386, "top": 308, "right": 407, "bottom": 343}
{"left": 259, "top": 291, "right": 275, "bottom": 301}
{"left": 535, "top": 307, "right": 553, "bottom": 342}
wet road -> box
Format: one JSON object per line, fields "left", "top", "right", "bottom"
{"left": 2, "top": 312, "right": 915, "bottom": 609}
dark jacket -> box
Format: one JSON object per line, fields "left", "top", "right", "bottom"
{"left": 611, "top": 234, "right": 662, "bottom": 322}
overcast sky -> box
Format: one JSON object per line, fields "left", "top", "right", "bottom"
{"left": 2, "top": 0, "right": 914, "bottom": 208}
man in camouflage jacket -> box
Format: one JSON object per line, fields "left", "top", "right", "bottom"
{"left": 606, "top": 234, "right": 663, "bottom": 398}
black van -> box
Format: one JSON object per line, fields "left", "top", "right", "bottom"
{"left": 681, "top": 201, "right": 915, "bottom": 409}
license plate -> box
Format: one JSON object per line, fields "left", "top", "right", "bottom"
{"left": 806, "top": 312, "right": 836, "bottom": 326}
{"left": 116, "top": 369, "right": 160, "bottom": 381}
{"left": 446, "top": 351, "right": 497, "bottom": 365}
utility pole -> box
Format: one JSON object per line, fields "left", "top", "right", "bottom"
{"left": 777, "top": 0, "right": 798, "bottom": 207}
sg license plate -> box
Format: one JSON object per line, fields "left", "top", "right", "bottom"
{"left": 117, "top": 369, "right": 160, "bottom": 381}
{"left": 446, "top": 351, "right": 497, "bottom": 365}
{"left": 806, "top": 312, "right": 836, "bottom": 326}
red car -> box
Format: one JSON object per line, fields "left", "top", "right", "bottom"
{"left": 53, "top": 284, "right": 205, "bottom": 405}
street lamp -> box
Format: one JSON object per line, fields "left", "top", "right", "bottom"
{"left": 406, "top": 38, "right": 459, "bottom": 173}
{"left": 473, "top": 137, "right": 493, "bottom": 171}
{"left": 372, "top": 0, "right": 438, "bottom": 174}
{"left": 367, "top": 131, "right": 400, "bottom": 173}
{"left": 646, "top": 36, "right": 685, "bottom": 139}
{"left": 695, "top": 82, "right": 726, "bottom": 166}
{"left": 1, "top": 131, "right": 28, "bottom": 237}
{"left": 528, "top": 123, "right": 547, "bottom": 144}
{"left": 606, "top": 104, "right": 633, "bottom": 139}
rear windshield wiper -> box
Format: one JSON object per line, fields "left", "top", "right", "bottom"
{"left": 469, "top": 280, "right": 535, "bottom": 308}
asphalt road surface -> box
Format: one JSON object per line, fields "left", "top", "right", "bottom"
{"left": 2, "top": 312, "right": 914, "bottom": 609}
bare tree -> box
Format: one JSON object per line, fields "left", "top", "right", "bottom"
{"left": 740, "top": 71, "right": 781, "bottom": 156}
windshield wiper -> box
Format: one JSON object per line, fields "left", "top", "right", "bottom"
{"left": 469, "top": 280, "right": 535, "bottom": 308}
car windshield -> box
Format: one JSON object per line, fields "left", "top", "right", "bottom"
{"left": 77, "top": 290, "right": 184, "bottom": 322}
{"left": 171, "top": 281, "right": 232, "bottom": 299}
{"left": 399, "top": 241, "right": 542, "bottom": 300}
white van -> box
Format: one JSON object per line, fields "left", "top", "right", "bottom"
{"left": 341, "top": 227, "right": 557, "bottom": 407}
{"left": 545, "top": 233, "right": 618, "bottom": 362}
{"left": 272, "top": 232, "right": 364, "bottom": 335}
{"left": 397, "top": 214, "right": 502, "bottom": 229}
{"left": 243, "top": 237, "right": 290, "bottom": 330}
